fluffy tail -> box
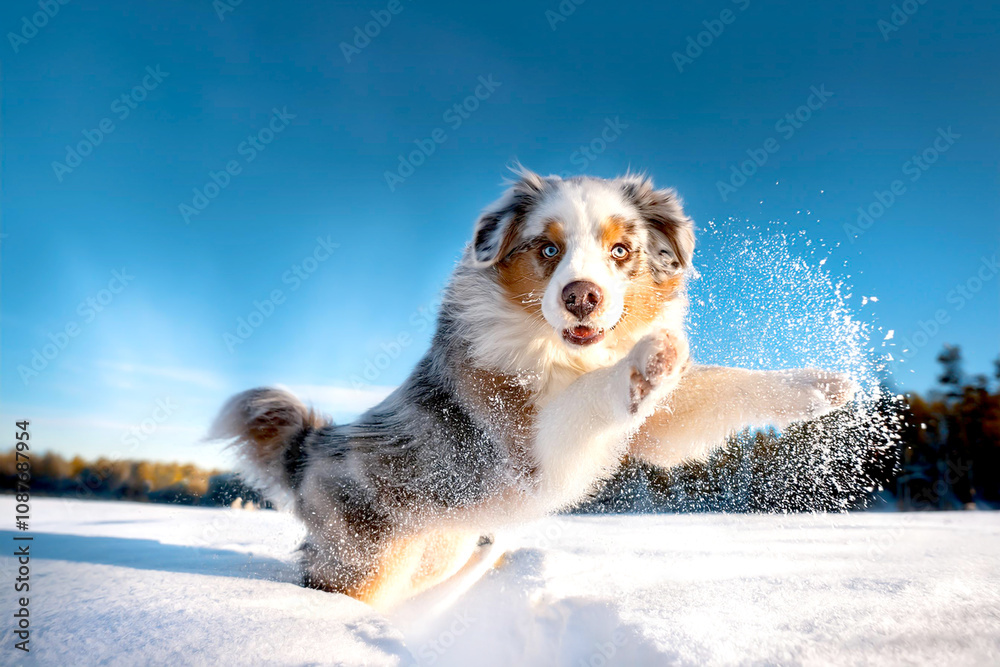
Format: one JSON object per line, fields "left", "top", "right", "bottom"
{"left": 209, "top": 387, "right": 327, "bottom": 500}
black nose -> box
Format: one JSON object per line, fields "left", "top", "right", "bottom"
{"left": 562, "top": 281, "right": 603, "bottom": 319}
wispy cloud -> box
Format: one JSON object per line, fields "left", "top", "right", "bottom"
{"left": 37, "top": 414, "right": 203, "bottom": 436}
{"left": 95, "top": 360, "right": 226, "bottom": 390}
{"left": 287, "top": 384, "right": 396, "bottom": 418}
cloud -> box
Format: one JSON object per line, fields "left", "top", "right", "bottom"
{"left": 95, "top": 361, "right": 226, "bottom": 390}
{"left": 4, "top": 412, "right": 202, "bottom": 437}
{"left": 286, "top": 384, "right": 397, "bottom": 418}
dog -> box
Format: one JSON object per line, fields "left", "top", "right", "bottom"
{"left": 211, "top": 168, "right": 855, "bottom": 608}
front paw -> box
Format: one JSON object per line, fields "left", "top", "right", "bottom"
{"left": 626, "top": 330, "right": 686, "bottom": 415}
{"left": 772, "top": 369, "right": 858, "bottom": 425}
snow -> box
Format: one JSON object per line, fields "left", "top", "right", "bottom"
{"left": 3, "top": 498, "right": 999, "bottom": 666}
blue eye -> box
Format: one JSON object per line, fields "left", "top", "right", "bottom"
{"left": 611, "top": 244, "right": 630, "bottom": 260}
{"left": 541, "top": 244, "right": 560, "bottom": 258}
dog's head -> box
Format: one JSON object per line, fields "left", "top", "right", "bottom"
{"left": 468, "top": 167, "right": 694, "bottom": 352}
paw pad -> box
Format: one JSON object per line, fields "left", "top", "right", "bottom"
{"left": 627, "top": 331, "right": 680, "bottom": 414}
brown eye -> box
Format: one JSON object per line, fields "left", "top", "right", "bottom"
{"left": 541, "top": 244, "right": 560, "bottom": 259}
{"left": 610, "top": 244, "right": 630, "bottom": 260}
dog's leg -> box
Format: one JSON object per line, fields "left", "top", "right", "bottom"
{"left": 628, "top": 366, "right": 857, "bottom": 468}
{"left": 532, "top": 330, "right": 688, "bottom": 511}
{"left": 305, "top": 529, "right": 481, "bottom": 610}
{"left": 345, "top": 535, "right": 435, "bottom": 608}
{"left": 391, "top": 534, "right": 508, "bottom": 624}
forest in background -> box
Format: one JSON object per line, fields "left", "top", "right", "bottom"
{"left": 584, "top": 345, "right": 1000, "bottom": 512}
{"left": 3, "top": 346, "right": 998, "bottom": 513}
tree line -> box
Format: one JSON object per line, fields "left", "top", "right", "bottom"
{"left": 581, "top": 345, "right": 1000, "bottom": 513}
{"left": 3, "top": 345, "right": 997, "bottom": 513}
{"left": 0, "top": 452, "right": 265, "bottom": 507}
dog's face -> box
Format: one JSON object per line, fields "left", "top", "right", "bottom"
{"left": 470, "top": 170, "right": 694, "bottom": 352}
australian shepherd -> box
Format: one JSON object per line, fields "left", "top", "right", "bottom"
{"left": 211, "top": 168, "right": 855, "bottom": 608}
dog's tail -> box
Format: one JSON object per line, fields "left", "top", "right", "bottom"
{"left": 209, "top": 387, "right": 327, "bottom": 500}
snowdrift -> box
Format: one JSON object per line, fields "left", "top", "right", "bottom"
{"left": 2, "top": 498, "right": 998, "bottom": 666}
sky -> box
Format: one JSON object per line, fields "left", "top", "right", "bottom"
{"left": 1, "top": 0, "right": 998, "bottom": 469}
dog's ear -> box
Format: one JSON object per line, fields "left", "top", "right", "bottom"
{"left": 619, "top": 175, "right": 695, "bottom": 280}
{"left": 470, "top": 167, "right": 549, "bottom": 267}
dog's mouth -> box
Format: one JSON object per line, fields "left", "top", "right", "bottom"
{"left": 562, "top": 325, "right": 605, "bottom": 346}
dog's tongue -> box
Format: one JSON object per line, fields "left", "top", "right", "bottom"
{"left": 572, "top": 326, "right": 593, "bottom": 337}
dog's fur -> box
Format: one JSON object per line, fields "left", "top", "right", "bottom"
{"left": 211, "top": 169, "right": 855, "bottom": 608}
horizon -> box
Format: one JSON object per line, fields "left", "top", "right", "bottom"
{"left": 2, "top": 0, "right": 998, "bottom": 470}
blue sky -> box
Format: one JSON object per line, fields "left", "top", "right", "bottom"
{"left": 2, "top": 0, "right": 997, "bottom": 469}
